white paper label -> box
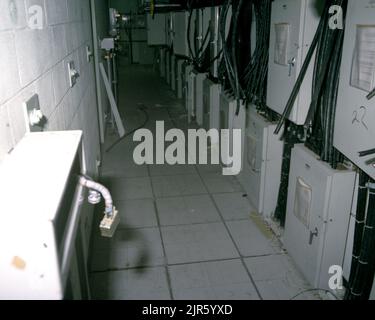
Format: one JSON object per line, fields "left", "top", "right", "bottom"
{"left": 274, "top": 23, "right": 290, "bottom": 66}
{"left": 350, "top": 25, "right": 375, "bottom": 92}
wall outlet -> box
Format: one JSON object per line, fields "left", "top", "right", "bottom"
{"left": 68, "top": 61, "right": 79, "bottom": 88}
{"left": 23, "top": 94, "right": 46, "bottom": 132}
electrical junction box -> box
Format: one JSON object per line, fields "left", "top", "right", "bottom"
{"left": 194, "top": 71, "right": 207, "bottom": 126}
{"left": 267, "top": 0, "right": 322, "bottom": 125}
{"left": 147, "top": 13, "right": 167, "bottom": 46}
{"left": 203, "top": 78, "right": 221, "bottom": 136}
{"left": 0, "top": 131, "right": 92, "bottom": 300}
{"left": 237, "top": 108, "right": 283, "bottom": 220}
{"left": 334, "top": 0, "right": 375, "bottom": 180}
{"left": 186, "top": 70, "right": 196, "bottom": 123}
{"left": 177, "top": 59, "right": 185, "bottom": 99}
{"left": 173, "top": 11, "right": 190, "bottom": 57}
{"left": 284, "top": 144, "right": 356, "bottom": 292}
{"left": 219, "top": 91, "right": 246, "bottom": 175}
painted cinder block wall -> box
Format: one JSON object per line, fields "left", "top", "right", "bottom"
{"left": 0, "top": 0, "right": 105, "bottom": 177}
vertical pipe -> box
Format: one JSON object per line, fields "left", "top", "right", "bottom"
{"left": 90, "top": 0, "right": 105, "bottom": 144}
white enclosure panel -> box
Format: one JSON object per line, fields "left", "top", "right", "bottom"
{"left": 284, "top": 145, "right": 355, "bottom": 291}
{"left": 195, "top": 72, "right": 207, "bottom": 126}
{"left": 173, "top": 12, "right": 190, "bottom": 57}
{"left": 237, "top": 108, "right": 283, "bottom": 219}
{"left": 267, "top": 0, "right": 321, "bottom": 124}
{"left": 334, "top": 0, "right": 375, "bottom": 180}
{"left": 203, "top": 78, "right": 221, "bottom": 134}
{"left": 147, "top": 14, "right": 167, "bottom": 46}
{"left": 219, "top": 92, "right": 246, "bottom": 174}
{"left": 0, "top": 131, "right": 86, "bottom": 300}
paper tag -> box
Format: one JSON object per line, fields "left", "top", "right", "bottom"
{"left": 350, "top": 25, "right": 375, "bottom": 92}
{"left": 275, "top": 23, "right": 290, "bottom": 66}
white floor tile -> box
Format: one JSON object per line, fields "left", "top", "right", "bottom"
{"left": 151, "top": 174, "right": 207, "bottom": 198}
{"left": 149, "top": 164, "right": 197, "bottom": 176}
{"left": 161, "top": 223, "right": 239, "bottom": 264}
{"left": 105, "top": 177, "right": 153, "bottom": 200}
{"left": 90, "top": 228, "right": 165, "bottom": 271}
{"left": 169, "top": 260, "right": 260, "bottom": 300}
{"left": 213, "top": 193, "right": 256, "bottom": 221}
{"left": 226, "top": 220, "right": 278, "bottom": 257}
{"left": 156, "top": 195, "right": 221, "bottom": 226}
{"left": 90, "top": 267, "right": 170, "bottom": 300}
{"left": 201, "top": 172, "right": 243, "bottom": 194}
{"left": 115, "top": 199, "right": 158, "bottom": 229}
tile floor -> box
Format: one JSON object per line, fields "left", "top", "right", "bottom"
{"left": 89, "top": 65, "right": 319, "bottom": 300}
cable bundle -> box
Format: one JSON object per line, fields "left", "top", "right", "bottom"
{"left": 346, "top": 172, "right": 375, "bottom": 300}
{"left": 304, "top": 0, "right": 348, "bottom": 168}
{"left": 187, "top": 1, "right": 212, "bottom": 72}
{"left": 243, "top": 0, "right": 272, "bottom": 109}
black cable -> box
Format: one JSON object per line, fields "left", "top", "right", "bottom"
{"left": 106, "top": 105, "right": 150, "bottom": 153}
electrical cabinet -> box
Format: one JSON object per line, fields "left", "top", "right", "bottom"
{"left": 203, "top": 78, "right": 221, "bottom": 135}
{"left": 0, "top": 131, "right": 91, "bottom": 299}
{"left": 147, "top": 13, "right": 167, "bottom": 46}
{"left": 284, "top": 145, "right": 356, "bottom": 291}
{"left": 267, "top": 0, "right": 321, "bottom": 125}
{"left": 195, "top": 72, "right": 207, "bottom": 126}
{"left": 173, "top": 12, "right": 190, "bottom": 57}
{"left": 334, "top": 0, "right": 375, "bottom": 180}
{"left": 237, "top": 108, "right": 283, "bottom": 220}
{"left": 219, "top": 92, "right": 246, "bottom": 174}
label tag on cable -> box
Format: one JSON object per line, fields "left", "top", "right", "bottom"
{"left": 350, "top": 25, "right": 375, "bottom": 92}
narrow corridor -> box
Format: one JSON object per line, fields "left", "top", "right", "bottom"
{"left": 89, "top": 65, "right": 319, "bottom": 300}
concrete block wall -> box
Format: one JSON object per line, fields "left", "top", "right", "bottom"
{"left": 0, "top": 0, "right": 102, "bottom": 177}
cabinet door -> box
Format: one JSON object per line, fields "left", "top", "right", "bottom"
{"left": 267, "top": 0, "right": 319, "bottom": 124}
{"left": 284, "top": 146, "right": 330, "bottom": 287}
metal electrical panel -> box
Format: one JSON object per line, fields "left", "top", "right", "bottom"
{"left": 267, "top": 0, "right": 321, "bottom": 125}
{"left": 195, "top": 72, "right": 207, "bottom": 126}
{"left": 334, "top": 0, "right": 375, "bottom": 180}
{"left": 219, "top": 92, "right": 246, "bottom": 174}
{"left": 284, "top": 145, "right": 356, "bottom": 292}
{"left": 237, "top": 108, "right": 283, "bottom": 220}
{"left": 147, "top": 13, "right": 167, "bottom": 45}
{"left": 203, "top": 78, "right": 221, "bottom": 134}
{"left": 173, "top": 12, "right": 190, "bottom": 57}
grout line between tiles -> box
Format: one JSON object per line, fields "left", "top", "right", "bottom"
{"left": 195, "top": 164, "right": 264, "bottom": 301}
{"left": 148, "top": 164, "right": 175, "bottom": 301}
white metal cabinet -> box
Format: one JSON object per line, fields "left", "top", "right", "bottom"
{"left": 173, "top": 12, "right": 190, "bottom": 57}
{"left": 203, "top": 78, "right": 221, "bottom": 134}
{"left": 284, "top": 145, "right": 356, "bottom": 291}
{"left": 0, "top": 131, "right": 90, "bottom": 300}
{"left": 195, "top": 72, "right": 207, "bottom": 126}
{"left": 147, "top": 13, "right": 167, "bottom": 46}
{"left": 267, "top": 0, "right": 321, "bottom": 125}
{"left": 237, "top": 108, "right": 283, "bottom": 220}
{"left": 219, "top": 92, "right": 246, "bottom": 174}
{"left": 334, "top": 0, "right": 375, "bottom": 180}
